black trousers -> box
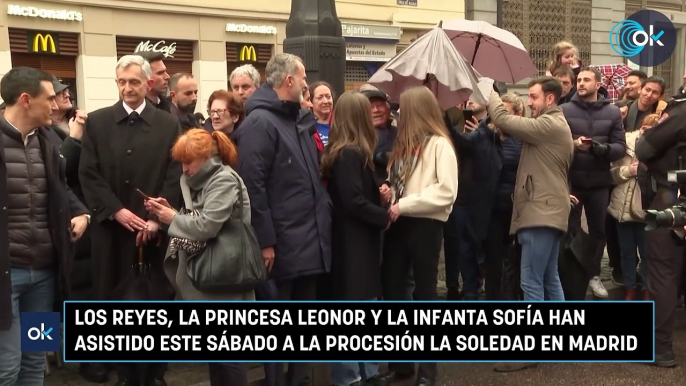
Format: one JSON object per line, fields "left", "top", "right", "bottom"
{"left": 208, "top": 363, "right": 248, "bottom": 386}
{"left": 382, "top": 217, "right": 443, "bottom": 381}
{"left": 646, "top": 227, "right": 684, "bottom": 353}
{"left": 484, "top": 208, "right": 514, "bottom": 300}
{"left": 117, "top": 363, "right": 166, "bottom": 383}
{"left": 569, "top": 188, "right": 610, "bottom": 277}
{"left": 275, "top": 275, "right": 318, "bottom": 386}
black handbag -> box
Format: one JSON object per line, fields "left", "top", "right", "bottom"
{"left": 184, "top": 170, "right": 267, "bottom": 292}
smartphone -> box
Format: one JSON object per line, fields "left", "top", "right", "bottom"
{"left": 581, "top": 138, "right": 593, "bottom": 144}
{"left": 462, "top": 109, "right": 474, "bottom": 123}
{"left": 135, "top": 189, "right": 150, "bottom": 200}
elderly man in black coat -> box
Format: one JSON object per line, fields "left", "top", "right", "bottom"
{"left": 0, "top": 67, "right": 88, "bottom": 385}
{"left": 561, "top": 67, "right": 626, "bottom": 299}
{"left": 234, "top": 53, "right": 332, "bottom": 386}
{"left": 79, "top": 55, "right": 182, "bottom": 386}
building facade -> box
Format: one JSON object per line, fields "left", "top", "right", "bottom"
{"left": 0, "top": 0, "right": 465, "bottom": 112}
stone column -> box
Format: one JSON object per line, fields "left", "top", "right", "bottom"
{"left": 78, "top": 8, "right": 119, "bottom": 112}
{"left": 193, "top": 40, "right": 228, "bottom": 114}
{"left": 464, "top": 0, "right": 497, "bottom": 24}
{"left": 0, "top": 12, "right": 12, "bottom": 103}
{"left": 591, "top": 0, "right": 625, "bottom": 65}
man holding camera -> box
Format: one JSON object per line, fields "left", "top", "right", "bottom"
{"left": 636, "top": 93, "right": 686, "bottom": 368}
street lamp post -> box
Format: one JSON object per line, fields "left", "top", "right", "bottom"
{"left": 283, "top": 0, "right": 346, "bottom": 98}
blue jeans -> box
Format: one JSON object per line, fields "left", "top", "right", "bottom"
{"left": 518, "top": 227, "right": 564, "bottom": 301}
{"left": 0, "top": 268, "right": 56, "bottom": 386}
{"left": 617, "top": 221, "right": 648, "bottom": 289}
{"left": 330, "top": 363, "right": 379, "bottom": 385}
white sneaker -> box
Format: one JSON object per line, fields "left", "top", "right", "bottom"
{"left": 589, "top": 276, "right": 608, "bottom": 298}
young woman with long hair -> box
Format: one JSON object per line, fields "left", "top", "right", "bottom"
{"left": 320, "top": 91, "right": 389, "bottom": 385}
{"left": 378, "top": 86, "right": 458, "bottom": 385}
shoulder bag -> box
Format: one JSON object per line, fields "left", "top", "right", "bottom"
{"left": 185, "top": 170, "right": 267, "bottom": 292}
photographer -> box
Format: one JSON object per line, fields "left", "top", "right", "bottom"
{"left": 635, "top": 94, "right": 686, "bottom": 368}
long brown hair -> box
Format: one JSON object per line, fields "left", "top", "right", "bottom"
{"left": 320, "top": 91, "right": 377, "bottom": 178}
{"left": 389, "top": 86, "right": 452, "bottom": 176}
{"left": 171, "top": 128, "right": 238, "bottom": 168}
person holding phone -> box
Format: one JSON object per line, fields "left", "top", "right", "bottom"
{"left": 561, "top": 67, "right": 626, "bottom": 299}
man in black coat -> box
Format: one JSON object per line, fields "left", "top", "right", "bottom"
{"left": 234, "top": 53, "right": 332, "bottom": 386}
{"left": 137, "top": 51, "right": 172, "bottom": 113}
{"left": 636, "top": 95, "right": 686, "bottom": 367}
{"left": 79, "top": 55, "right": 182, "bottom": 386}
{"left": 168, "top": 73, "right": 199, "bottom": 131}
{"left": 561, "top": 67, "right": 626, "bottom": 299}
{"left": 0, "top": 67, "right": 88, "bottom": 384}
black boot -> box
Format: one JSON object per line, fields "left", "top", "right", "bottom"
{"left": 79, "top": 363, "right": 109, "bottom": 383}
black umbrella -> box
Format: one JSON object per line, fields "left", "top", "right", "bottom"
{"left": 112, "top": 235, "right": 174, "bottom": 301}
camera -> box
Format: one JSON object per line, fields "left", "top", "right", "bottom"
{"left": 644, "top": 170, "right": 686, "bottom": 231}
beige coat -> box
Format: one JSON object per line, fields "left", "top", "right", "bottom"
{"left": 607, "top": 130, "right": 645, "bottom": 223}
{"left": 487, "top": 92, "right": 575, "bottom": 234}
{"left": 396, "top": 135, "right": 459, "bottom": 222}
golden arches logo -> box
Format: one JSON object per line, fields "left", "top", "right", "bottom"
{"left": 33, "top": 33, "right": 56, "bottom": 53}
{"left": 240, "top": 45, "right": 257, "bottom": 62}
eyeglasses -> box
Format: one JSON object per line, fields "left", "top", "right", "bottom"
{"left": 208, "top": 109, "right": 230, "bottom": 117}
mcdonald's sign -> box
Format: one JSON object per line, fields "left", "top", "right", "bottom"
{"left": 239, "top": 45, "right": 257, "bottom": 62}
{"left": 28, "top": 31, "right": 59, "bottom": 54}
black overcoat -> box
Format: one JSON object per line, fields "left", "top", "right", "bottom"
{"left": 325, "top": 147, "right": 389, "bottom": 300}
{"left": 78, "top": 101, "right": 182, "bottom": 300}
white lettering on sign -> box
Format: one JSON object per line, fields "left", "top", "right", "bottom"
{"left": 135, "top": 41, "right": 177, "bottom": 58}
{"left": 226, "top": 23, "right": 277, "bottom": 35}
{"left": 7, "top": 4, "right": 82, "bottom": 21}
{"left": 345, "top": 42, "right": 396, "bottom": 62}
{"left": 342, "top": 25, "right": 370, "bottom": 37}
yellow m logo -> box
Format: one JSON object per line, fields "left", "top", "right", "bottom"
{"left": 240, "top": 45, "right": 257, "bottom": 62}
{"left": 33, "top": 33, "right": 56, "bottom": 53}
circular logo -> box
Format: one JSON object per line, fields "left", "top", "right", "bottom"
{"left": 609, "top": 10, "right": 676, "bottom": 67}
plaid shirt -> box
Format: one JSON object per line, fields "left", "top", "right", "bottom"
{"left": 591, "top": 64, "right": 632, "bottom": 103}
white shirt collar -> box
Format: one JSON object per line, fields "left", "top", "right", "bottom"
{"left": 122, "top": 99, "right": 146, "bottom": 115}
{"left": 5, "top": 117, "right": 37, "bottom": 146}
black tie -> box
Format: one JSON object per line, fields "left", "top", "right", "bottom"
{"left": 128, "top": 111, "right": 140, "bottom": 126}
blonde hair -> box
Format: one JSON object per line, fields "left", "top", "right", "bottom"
{"left": 389, "top": 87, "right": 453, "bottom": 178}
{"left": 320, "top": 92, "right": 377, "bottom": 178}
{"left": 547, "top": 41, "right": 578, "bottom": 74}
{"left": 489, "top": 93, "right": 525, "bottom": 139}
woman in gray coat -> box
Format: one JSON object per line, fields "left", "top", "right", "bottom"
{"left": 145, "top": 128, "right": 253, "bottom": 386}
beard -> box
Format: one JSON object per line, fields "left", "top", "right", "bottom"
{"left": 179, "top": 100, "right": 197, "bottom": 114}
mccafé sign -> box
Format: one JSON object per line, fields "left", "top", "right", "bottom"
{"left": 7, "top": 4, "right": 82, "bottom": 21}
{"left": 135, "top": 40, "right": 177, "bottom": 58}
{"left": 28, "top": 31, "right": 59, "bottom": 54}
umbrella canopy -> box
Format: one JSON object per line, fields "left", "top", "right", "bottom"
{"left": 368, "top": 26, "right": 488, "bottom": 110}
{"left": 440, "top": 19, "right": 538, "bottom": 83}
{"left": 590, "top": 64, "right": 633, "bottom": 103}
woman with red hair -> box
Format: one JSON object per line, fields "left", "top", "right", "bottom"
{"left": 145, "top": 128, "right": 252, "bottom": 386}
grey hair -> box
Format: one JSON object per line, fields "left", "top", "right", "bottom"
{"left": 265, "top": 53, "right": 303, "bottom": 88}
{"left": 116, "top": 55, "right": 152, "bottom": 80}
{"left": 230, "top": 64, "right": 261, "bottom": 88}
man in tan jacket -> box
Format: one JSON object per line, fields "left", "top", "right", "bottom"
{"left": 487, "top": 77, "right": 575, "bottom": 299}
{"left": 486, "top": 77, "right": 574, "bottom": 372}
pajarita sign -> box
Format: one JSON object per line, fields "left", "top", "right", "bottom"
{"left": 28, "top": 32, "right": 59, "bottom": 54}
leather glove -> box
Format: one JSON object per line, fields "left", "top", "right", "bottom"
{"left": 591, "top": 141, "right": 610, "bottom": 157}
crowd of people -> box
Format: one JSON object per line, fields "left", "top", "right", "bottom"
{"left": 1, "top": 37, "right": 686, "bottom": 386}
